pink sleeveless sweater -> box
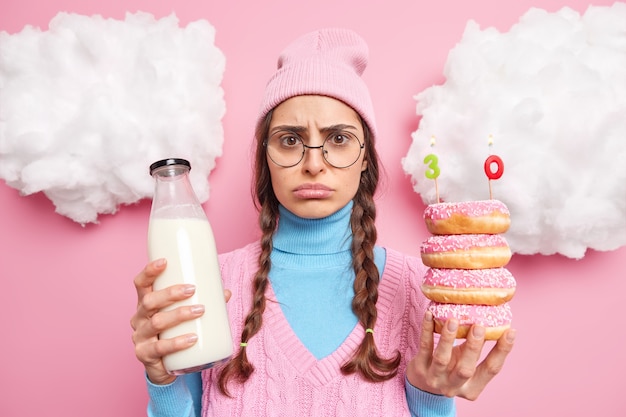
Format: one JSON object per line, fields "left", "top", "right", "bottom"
{"left": 201, "top": 242, "right": 430, "bottom": 416}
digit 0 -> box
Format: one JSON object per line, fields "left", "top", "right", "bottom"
{"left": 484, "top": 155, "right": 504, "bottom": 180}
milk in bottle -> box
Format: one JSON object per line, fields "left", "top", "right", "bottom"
{"left": 148, "top": 158, "right": 232, "bottom": 374}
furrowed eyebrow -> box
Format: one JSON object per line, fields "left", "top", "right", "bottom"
{"left": 269, "top": 125, "right": 307, "bottom": 136}
{"left": 320, "top": 124, "right": 359, "bottom": 134}
{"left": 269, "top": 124, "right": 358, "bottom": 135}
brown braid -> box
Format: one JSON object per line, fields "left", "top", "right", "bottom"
{"left": 217, "top": 114, "right": 280, "bottom": 396}
{"left": 340, "top": 123, "right": 401, "bottom": 380}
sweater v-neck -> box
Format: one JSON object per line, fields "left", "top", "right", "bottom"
{"left": 263, "top": 248, "right": 405, "bottom": 387}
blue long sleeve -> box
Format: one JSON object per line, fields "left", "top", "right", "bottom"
{"left": 406, "top": 377, "right": 456, "bottom": 417}
{"left": 146, "top": 373, "right": 202, "bottom": 417}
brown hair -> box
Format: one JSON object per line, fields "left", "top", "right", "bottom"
{"left": 218, "top": 110, "right": 400, "bottom": 396}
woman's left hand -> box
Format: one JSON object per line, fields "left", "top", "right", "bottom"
{"left": 405, "top": 311, "right": 515, "bottom": 400}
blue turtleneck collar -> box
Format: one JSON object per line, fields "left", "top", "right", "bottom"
{"left": 272, "top": 201, "right": 353, "bottom": 256}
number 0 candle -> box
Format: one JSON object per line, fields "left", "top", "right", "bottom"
{"left": 484, "top": 134, "right": 504, "bottom": 199}
{"left": 484, "top": 155, "right": 504, "bottom": 180}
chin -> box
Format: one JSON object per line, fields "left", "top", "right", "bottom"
{"left": 289, "top": 201, "right": 341, "bottom": 219}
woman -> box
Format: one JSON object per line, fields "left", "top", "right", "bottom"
{"left": 131, "top": 28, "right": 515, "bottom": 416}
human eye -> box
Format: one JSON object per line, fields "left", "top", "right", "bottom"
{"left": 327, "top": 133, "right": 352, "bottom": 147}
{"left": 273, "top": 134, "right": 302, "bottom": 150}
{"left": 282, "top": 135, "right": 299, "bottom": 146}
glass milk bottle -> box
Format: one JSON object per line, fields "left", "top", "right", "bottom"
{"left": 148, "top": 158, "right": 232, "bottom": 374}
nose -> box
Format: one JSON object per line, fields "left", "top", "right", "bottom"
{"left": 301, "top": 143, "right": 326, "bottom": 174}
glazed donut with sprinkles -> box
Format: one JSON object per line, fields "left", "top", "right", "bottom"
{"left": 418, "top": 198, "right": 516, "bottom": 339}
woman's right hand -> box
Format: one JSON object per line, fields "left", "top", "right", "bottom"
{"left": 130, "top": 258, "right": 206, "bottom": 385}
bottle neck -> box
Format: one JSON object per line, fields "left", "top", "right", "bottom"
{"left": 151, "top": 165, "right": 206, "bottom": 220}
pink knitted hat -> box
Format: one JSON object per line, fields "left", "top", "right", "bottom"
{"left": 257, "top": 28, "right": 377, "bottom": 140}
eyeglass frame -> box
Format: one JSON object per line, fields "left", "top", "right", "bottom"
{"left": 263, "top": 134, "right": 365, "bottom": 169}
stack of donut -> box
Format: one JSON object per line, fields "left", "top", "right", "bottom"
{"left": 420, "top": 200, "right": 515, "bottom": 340}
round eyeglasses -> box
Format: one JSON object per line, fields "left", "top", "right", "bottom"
{"left": 265, "top": 133, "right": 365, "bottom": 168}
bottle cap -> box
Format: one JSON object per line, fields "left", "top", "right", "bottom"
{"left": 149, "top": 158, "right": 191, "bottom": 175}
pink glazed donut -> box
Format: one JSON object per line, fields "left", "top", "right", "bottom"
{"left": 424, "top": 200, "right": 510, "bottom": 235}
{"left": 421, "top": 267, "right": 516, "bottom": 305}
{"left": 429, "top": 302, "right": 513, "bottom": 340}
{"left": 420, "top": 234, "right": 512, "bottom": 269}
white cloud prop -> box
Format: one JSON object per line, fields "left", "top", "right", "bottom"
{"left": 0, "top": 12, "right": 225, "bottom": 224}
{"left": 402, "top": 3, "right": 626, "bottom": 259}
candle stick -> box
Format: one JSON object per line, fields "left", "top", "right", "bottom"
{"left": 484, "top": 134, "right": 504, "bottom": 199}
{"left": 423, "top": 135, "right": 440, "bottom": 203}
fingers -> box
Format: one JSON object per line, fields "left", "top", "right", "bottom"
{"left": 136, "top": 332, "right": 198, "bottom": 364}
{"left": 406, "top": 311, "right": 442, "bottom": 394}
{"left": 142, "top": 284, "right": 197, "bottom": 315}
{"left": 131, "top": 258, "right": 225, "bottom": 386}
{"left": 423, "top": 319, "right": 463, "bottom": 396}
{"left": 134, "top": 258, "right": 167, "bottom": 300}
{"left": 460, "top": 328, "right": 516, "bottom": 400}
{"left": 131, "top": 300, "right": 205, "bottom": 385}
{"left": 134, "top": 303, "right": 205, "bottom": 341}
{"left": 446, "top": 325, "right": 486, "bottom": 390}
{"left": 430, "top": 319, "right": 460, "bottom": 374}
{"left": 409, "top": 314, "right": 515, "bottom": 400}
{"left": 131, "top": 283, "right": 197, "bottom": 331}
{"left": 410, "top": 315, "right": 461, "bottom": 396}
{"left": 414, "top": 311, "right": 436, "bottom": 369}
{"left": 410, "top": 314, "right": 516, "bottom": 400}
{"left": 135, "top": 333, "right": 199, "bottom": 385}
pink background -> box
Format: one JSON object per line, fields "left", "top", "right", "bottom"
{"left": 1, "top": 0, "right": 625, "bottom": 416}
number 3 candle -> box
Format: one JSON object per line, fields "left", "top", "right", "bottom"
{"left": 423, "top": 135, "right": 441, "bottom": 203}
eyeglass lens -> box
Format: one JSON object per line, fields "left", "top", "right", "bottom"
{"left": 266, "top": 134, "right": 363, "bottom": 168}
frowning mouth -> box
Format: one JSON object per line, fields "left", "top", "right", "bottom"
{"left": 293, "top": 183, "right": 333, "bottom": 199}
